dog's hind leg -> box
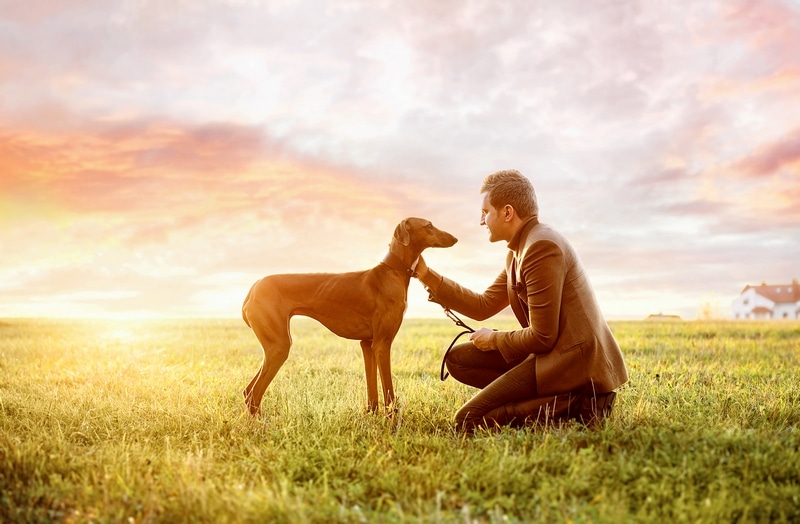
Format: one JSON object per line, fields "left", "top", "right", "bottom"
{"left": 241, "top": 281, "right": 260, "bottom": 401}
{"left": 360, "top": 339, "right": 379, "bottom": 412}
{"left": 243, "top": 312, "right": 292, "bottom": 416}
{"left": 243, "top": 364, "right": 261, "bottom": 401}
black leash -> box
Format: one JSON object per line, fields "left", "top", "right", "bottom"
{"left": 439, "top": 307, "right": 475, "bottom": 381}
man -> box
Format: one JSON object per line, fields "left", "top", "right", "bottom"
{"left": 415, "top": 170, "right": 628, "bottom": 432}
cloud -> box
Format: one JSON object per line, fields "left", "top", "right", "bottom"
{"left": 0, "top": 120, "right": 273, "bottom": 216}
{"left": 732, "top": 128, "right": 800, "bottom": 178}
{"left": 718, "top": 0, "right": 800, "bottom": 66}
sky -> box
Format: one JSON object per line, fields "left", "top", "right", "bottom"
{"left": 1, "top": 0, "right": 799, "bottom": 321}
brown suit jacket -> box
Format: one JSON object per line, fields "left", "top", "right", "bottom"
{"left": 421, "top": 217, "right": 628, "bottom": 396}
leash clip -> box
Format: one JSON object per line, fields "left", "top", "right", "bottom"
{"left": 444, "top": 307, "right": 474, "bottom": 333}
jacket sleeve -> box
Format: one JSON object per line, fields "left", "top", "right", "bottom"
{"left": 419, "top": 267, "right": 509, "bottom": 321}
{"left": 489, "top": 239, "right": 565, "bottom": 361}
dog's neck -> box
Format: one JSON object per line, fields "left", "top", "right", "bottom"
{"left": 381, "top": 245, "right": 420, "bottom": 278}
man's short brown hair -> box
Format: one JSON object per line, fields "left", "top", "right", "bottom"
{"left": 481, "top": 169, "right": 538, "bottom": 218}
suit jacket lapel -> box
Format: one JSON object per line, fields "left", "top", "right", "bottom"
{"left": 506, "top": 256, "right": 530, "bottom": 328}
{"left": 505, "top": 217, "right": 538, "bottom": 329}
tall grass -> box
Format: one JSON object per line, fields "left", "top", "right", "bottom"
{"left": 1, "top": 318, "right": 798, "bottom": 522}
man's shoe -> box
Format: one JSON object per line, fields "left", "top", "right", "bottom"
{"left": 578, "top": 391, "right": 616, "bottom": 427}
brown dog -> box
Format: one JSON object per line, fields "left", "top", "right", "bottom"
{"left": 241, "top": 217, "right": 457, "bottom": 415}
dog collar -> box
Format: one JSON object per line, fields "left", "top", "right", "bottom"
{"left": 381, "top": 251, "right": 419, "bottom": 278}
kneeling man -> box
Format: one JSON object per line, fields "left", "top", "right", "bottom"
{"left": 416, "top": 169, "right": 628, "bottom": 432}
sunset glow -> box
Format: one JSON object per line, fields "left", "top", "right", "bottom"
{"left": 2, "top": 0, "right": 799, "bottom": 320}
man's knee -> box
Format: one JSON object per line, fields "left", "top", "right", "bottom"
{"left": 443, "top": 343, "right": 476, "bottom": 383}
{"left": 444, "top": 355, "right": 467, "bottom": 382}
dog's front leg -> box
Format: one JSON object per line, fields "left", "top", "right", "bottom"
{"left": 373, "top": 340, "right": 396, "bottom": 413}
{"left": 360, "top": 340, "right": 380, "bottom": 412}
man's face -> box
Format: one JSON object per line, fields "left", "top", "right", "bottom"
{"left": 480, "top": 192, "right": 504, "bottom": 243}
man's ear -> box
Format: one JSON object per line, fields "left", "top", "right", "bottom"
{"left": 393, "top": 219, "right": 411, "bottom": 246}
{"left": 504, "top": 205, "right": 515, "bottom": 221}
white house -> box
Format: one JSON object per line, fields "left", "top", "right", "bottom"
{"left": 731, "top": 279, "right": 800, "bottom": 320}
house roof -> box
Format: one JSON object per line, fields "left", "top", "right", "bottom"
{"left": 741, "top": 279, "right": 800, "bottom": 304}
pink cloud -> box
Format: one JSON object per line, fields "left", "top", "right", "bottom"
{"left": 721, "top": 0, "right": 800, "bottom": 65}
{"left": 0, "top": 120, "right": 293, "bottom": 216}
{"left": 0, "top": 116, "right": 428, "bottom": 273}
{"left": 731, "top": 128, "right": 800, "bottom": 178}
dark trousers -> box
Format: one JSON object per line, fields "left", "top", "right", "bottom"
{"left": 445, "top": 341, "right": 614, "bottom": 432}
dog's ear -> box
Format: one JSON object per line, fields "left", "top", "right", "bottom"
{"left": 394, "top": 219, "right": 411, "bottom": 246}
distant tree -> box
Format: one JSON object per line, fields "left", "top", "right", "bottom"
{"left": 698, "top": 293, "right": 722, "bottom": 320}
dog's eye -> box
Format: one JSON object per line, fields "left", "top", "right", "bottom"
{"left": 425, "top": 223, "right": 433, "bottom": 230}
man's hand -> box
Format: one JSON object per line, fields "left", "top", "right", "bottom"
{"left": 413, "top": 255, "right": 428, "bottom": 279}
{"left": 469, "top": 327, "right": 494, "bottom": 351}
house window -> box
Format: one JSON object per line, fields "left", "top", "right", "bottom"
{"left": 743, "top": 299, "right": 749, "bottom": 305}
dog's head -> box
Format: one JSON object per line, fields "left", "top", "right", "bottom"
{"left": 394, "top": 217, "right": 458, "bottom": 249}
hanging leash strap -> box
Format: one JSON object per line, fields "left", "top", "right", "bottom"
{"left": 439, "top": 307, "right": 475, "bottom": 381}
{"left": 418, "top": 278, "right": 476, "bottom": 380}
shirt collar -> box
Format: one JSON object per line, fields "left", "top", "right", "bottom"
{"left": 507, "top": 216, "right": 539, "bottom": 252}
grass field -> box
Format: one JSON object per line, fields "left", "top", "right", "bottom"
{"left": 1, "top": 317, "right": 798, "bottom": 523}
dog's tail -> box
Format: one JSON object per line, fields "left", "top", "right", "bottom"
{"left": 241, "top": 280, "right": 258, "bottom": 328}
